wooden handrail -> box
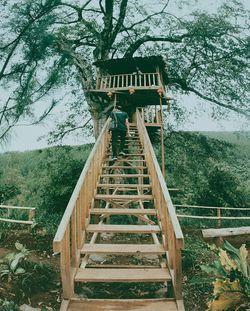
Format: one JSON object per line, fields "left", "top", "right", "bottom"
{"left": 53, "top": 119, "right": 110, "bottom": 298}
{"left": 136, "top": 109, "right": 184, "bottom": 300}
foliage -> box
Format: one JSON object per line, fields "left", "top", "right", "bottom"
{"left": 201, "top": 241, "right": 250, "bottom": 310}
{"left": 0, "top": 242, "right": 30, "bottom": 282}
{"left": 0, "top": 0, "right": 249, "bottom": 140}
{"left": 0, "top": 299, "right": 19, "bottom": 311}
{"left": 20, "top": 262, "right": 57, "bottom": 295}
{"left": 163, "top": 131, "right": 249, "bottom": 227}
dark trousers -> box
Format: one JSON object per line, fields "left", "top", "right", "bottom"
{"left": 111, "top": 129, "right": 126, "bottom": 157}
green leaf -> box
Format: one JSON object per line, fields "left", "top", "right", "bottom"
{"left": 15, "top": 267, "right": 26, "bottom": 275}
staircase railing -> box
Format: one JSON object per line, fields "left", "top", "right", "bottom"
{"left": 53, "top": 119, "right": 110, "bottom": 298}
{"left": 136, "top": 109, "right": 184, "bottom": 301}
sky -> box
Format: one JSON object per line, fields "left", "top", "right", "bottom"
{"left": 0, "top": 0, "right": 249, "bottom": 153}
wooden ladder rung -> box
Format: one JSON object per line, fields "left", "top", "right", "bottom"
{"left": 87, "top": 224, "right": 160, "bottom": 233}
{"left": 90, "top": 208, "right": 156, "bottom": 215}
{"left": 81, "top": 243, "right": 165, "bottom": 255}
{"left": 75, "top": 268, "right": 171, "bottom": 282}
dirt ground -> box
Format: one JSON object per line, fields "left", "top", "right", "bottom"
{"left": 0, "top": 229, "right": 61, "bottom": 310}
{"left": 0, "top": 228, "right": 249, "bottom": 311}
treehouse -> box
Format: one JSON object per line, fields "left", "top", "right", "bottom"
{"left": 91, "top": 56, "right": 171, "bottom": 127}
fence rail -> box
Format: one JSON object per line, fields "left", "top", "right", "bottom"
{"left": 175, "top": 204, "right": 250, "bottom": 227}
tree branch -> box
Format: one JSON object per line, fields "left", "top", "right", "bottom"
{"left": 124, "top": 33, "right": 191, "bottom": 57}
{"left": 186, "top": 85, "right": 250, "bottom": 118}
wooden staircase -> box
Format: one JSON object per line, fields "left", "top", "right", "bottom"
{"left": 54, "top": 111, "right": 184, "bottom": 311}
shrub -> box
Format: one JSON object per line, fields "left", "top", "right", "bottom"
{"left": 201, "top": 241, "right": 250, "bottom": 310}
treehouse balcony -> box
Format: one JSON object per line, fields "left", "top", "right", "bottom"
{"left": 96, "top": 72, "right": 162, "bottom": 92}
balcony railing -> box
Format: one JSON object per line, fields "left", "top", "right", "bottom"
{"left": 96, "top": 73, "right": 161, "bottom": 90}
{"left": 138, "top": 106, "right": 163, "bottom": 125}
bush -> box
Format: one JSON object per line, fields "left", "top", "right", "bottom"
{"left": 201, "top": 241, "right": 250, "bottom": 310}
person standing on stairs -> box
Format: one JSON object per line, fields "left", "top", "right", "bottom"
{"left": 110, "top": 105, "right": 130, "bottom": 161}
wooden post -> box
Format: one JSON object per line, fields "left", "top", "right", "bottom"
{"left": 159, "top": 96, "right": 165, "bottom": 177}
{"left": 217, "top": 208, "right": 221, "bottom": 228}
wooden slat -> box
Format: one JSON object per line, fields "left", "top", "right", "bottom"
{"left": 100, "top": 174, "right": 149, "bottom": 178}
{"left": 0, "top": 204, "right": 35, "bottom": 211}
{"left": 103, "top": 166, "right": 146, "bottom": 169}
{"left": 87, "top": 224, "right": 160, "bottom": 233}
{"left": 75, "top": 268, "right": 171, "bottom": 282}
{"left": 66, "top": 299, "right": 178, "bottom": 311}
{"left": 97, "top": 183, "right": 151, "bottom": 188}
{"left": 81, "top": 243, "right": 165, "bottom": 255}
{"left": 95, "top": 194, "right": 153, "bottom": 200}
{"left": 0, "top": 218, "right": 33, "bottom": 225}
{"left": 91, "top": 208, "right": 157, "bottom": 215}
{"left": 202, "top": 226, "right": 250, "bottom": 238}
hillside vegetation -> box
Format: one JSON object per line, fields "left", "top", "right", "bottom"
{"left": 0, "top": 131, "right": 249, "bottom": 232}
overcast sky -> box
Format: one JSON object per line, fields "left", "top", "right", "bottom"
{"left": 0, "top": 0, "right": 249, "bottom": 153}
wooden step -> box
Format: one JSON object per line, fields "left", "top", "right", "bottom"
{"left": 81, "top": 243, "right": 165, "bottom": 255}
{"left": 87, "top": 224, "right": 160, "bottom": 233}
{"left": 100, "top": 174, "right": 149, "bottom": 178}
{"left": 107, "top": 154, "right": 145, "bottom": 157}
{"left": 107, "top": 159, "right": 146, "bottom": 162}
{"left": 97, "top": 183, "right": 151, "bottom": 188}
{"left": 65, "top": 299, "right": 178, "bottom": 311}
{"left": 102, "top": 166, "right": 146, "bottom": 169}
{"left": 95, "top": 194, "right": 153, "bottom": 200}
{"left": 90, "top": 208, "right": 156, "bottom": 215}
{"left": 75, "top": 268, "right": 171, "bottom": 282}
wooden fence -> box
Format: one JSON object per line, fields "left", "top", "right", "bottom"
{"left": 175, "top": 204, "right": 250, "bottom": 227}
{"left": 0, "top": 204, "right": 35, "bottom": 225}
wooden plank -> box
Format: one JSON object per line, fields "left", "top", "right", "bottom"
{"left": 103, "top": 166, "right": 145, "bottom": 169}
{"left": 0, "top": 218, "right": 33, "bottom": 225}
{"left": 97, "top": 183, "right": 151, "bottom": 188}
{"left": 95, "top": 194, "right": 153, "bottom": 200}
{"left": 81, "top": 244, "right": 165, "bottom": 255}
{"left": 67, "top": 299, "right": 178, "bottom": 311}
{"left": 90, "top": 208, "right": 156, "bottom": 215}
{"left": 100, "top": 174, "right": 149, "bottom": 178}
{"left": 87, "top": 224, "right": 160, "bottom": 233}
{"left": 202, "top": 226, "right": 250, "bottom": 238}
{"left": 0, "top": 204, "right": 36, "bottom": 211}
{"left": 75, "top": 268, "right": 171, "bottom": 282}
{"left": 86, "top": 264, "right": 161, "bottom": 269}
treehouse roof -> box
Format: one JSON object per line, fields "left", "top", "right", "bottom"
{"left": 94, "top": 56, "right": 167, "bottom": 75}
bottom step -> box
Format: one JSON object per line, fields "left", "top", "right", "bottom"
{"left": 75, "top": 268, "right": 171, "bottom": 282}
{"left": 63, "top": 298, "right": 178, "bottom": 311}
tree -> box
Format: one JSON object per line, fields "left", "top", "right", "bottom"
{"left": 0, "top": 0, "right": 249, "bottom": 141}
